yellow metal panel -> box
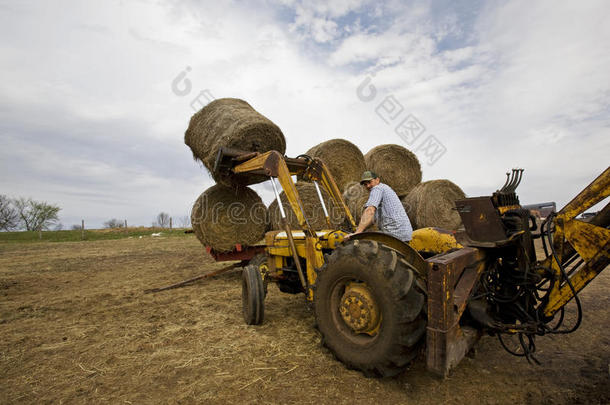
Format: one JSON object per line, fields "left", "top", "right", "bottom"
{"left": 545, "top": 263, "right": 604, "bottom": 316}
{"left": 410, "top": 227, "right": 462, "bottom": 255}
{"left": 558, "top": 166, "right": 609, "bottom": 221}
{"left": 269, "top": 242, "right": 308, "bottom": 258}
{"left": 564, "top": 219, "right": 610, "bottom": 263}
{"left": 498, "top": 205, "right": 521, "bottom": 215}
{"left": 544, "top": 220, "right": 610, "bottom": 316}
{"left": 542, "top": 167, "right": 610, "bottom": 316}
{"left": 273, "top": 256, "right": 285, "bottom": 274}
{"left": 232, "top": 151, "right": 273, "bottom": 173}
{"left": 276, "top": 160, "right": 314, "bottom": 235}
{"left": 305, "top": 237, "right": 324, "bottom": 301}
{"left": 268, "top": 246, "right": 292, "bottom": 257}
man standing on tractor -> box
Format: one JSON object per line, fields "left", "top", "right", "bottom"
{"left": 349, "top": 170, "right": 413, "bottom": 242}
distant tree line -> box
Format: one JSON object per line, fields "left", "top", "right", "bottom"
{"left": 0, "top": 195, "right": 60, "bottom": 231}
{"left": 101, "top": 212, "right": 191, "bottom": 229}
{"left": 1, "top": 196, "right": 192, "bottom": 232}
{"left": 103, "top": 218, "right": 125, "bottom": 228}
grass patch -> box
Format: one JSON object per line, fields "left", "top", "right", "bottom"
{"left": 0, "top": 227, "right": 192, "bottom": 243}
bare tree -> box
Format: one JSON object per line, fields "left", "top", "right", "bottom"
{"left": 154, "top": 212, "right": 170, "bottom": 228}
{"left": 178, "top": 215, "right": 191, "bottom": 228}
{"left": 104, "top": 218, "right": 124, "bottom": 228}
{"left": 0, "top": 195, "right": 18, "bottom": 230}
{"left": 13, "top": 197, "right": 61, "bottom": 231}
{"left": 71, "top": 224, "right": 83, "bottom": 230}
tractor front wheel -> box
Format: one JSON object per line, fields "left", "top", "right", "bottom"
{"left": 242, "top": 265, "right": 265, "bottom": 325}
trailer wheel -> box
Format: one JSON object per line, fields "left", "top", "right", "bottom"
{"left": 314, "top": 240, "right": 426, "bottom": 377}
{"left": 242, "top": 265, "right": 265, "bottom": 325}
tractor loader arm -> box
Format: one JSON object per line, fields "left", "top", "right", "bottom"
{"left": 230, "top": 150, "right": 314, "bottom": 293}
{"left": 223, "top": 148, "right": 357, "bottom": 232}
{"left": 541, "top": 166, "right": 610, "bottom": 316}
{"left": 231, "top": 149, "right": 315, "bottom": 235}
{"left": 218, "top": 148, "right": 358, "bottom": 302}
{"left": 299, "top": 157, "right": 357, "bottom": 231}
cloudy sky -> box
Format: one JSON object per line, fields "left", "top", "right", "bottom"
{"left": 1, "top": 0, "right": 608, "bottom": 229}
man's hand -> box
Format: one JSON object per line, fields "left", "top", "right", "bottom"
{"left": 345, "top": 207, "right": 376, "bottom": 243}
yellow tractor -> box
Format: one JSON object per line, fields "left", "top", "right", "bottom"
{"left": 213, "top": 148, "right": 609, "bottom": 377}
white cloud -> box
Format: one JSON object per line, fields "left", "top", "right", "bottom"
{"left": 284, "top": 0, "right": 369, "bottom": 43}
{"left": 324, "top": 0, "right": 610, "bottom": 209}
{"left": 330, "top": 32, "right": 421, "bottom": 66}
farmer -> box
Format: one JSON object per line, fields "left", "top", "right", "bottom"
{"left": 348, "top": 170, "right": 413, "bottom": 242}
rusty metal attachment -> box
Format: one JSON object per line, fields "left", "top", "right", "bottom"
{"left": 493, "top": 168, "right": 524, "bottom": 207}
{"left": 426, "top": 247, "right": 486, "bottom": 376}
{"left": 144, "top": 262, "right": 242, "bottom": 293}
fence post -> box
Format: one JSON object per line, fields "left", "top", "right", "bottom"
{"left": 124, "top": 219, "right": 128, "bottom": 234}
{"left": 170, "top": 217, "right": 173, "bottom": 230}
{"left": 81, "top": 219, "right": 85, "bottom": 240}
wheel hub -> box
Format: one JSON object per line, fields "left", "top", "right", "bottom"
{"left": 339, "top": 283, "right": 380, "bottom": 335}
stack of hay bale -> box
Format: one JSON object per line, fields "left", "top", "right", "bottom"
{"left": 303, "top": 139, "right": 366, "bottom": 191}
{"left": 185, "top": 98, "right": 284, "bottom": 252}
{"left": 266, "top": 138, "right": 366, "bottom": 231}
{"left": 401, "top": 180, "right": 465, "bottom": 230}
{"left": 340, "top": 143, "right": 465, "bottom": 231}
{"left": 185, "top": 97, "right": 467, "bottom": 253}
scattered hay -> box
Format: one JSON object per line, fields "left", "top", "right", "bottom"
{"left": 401, "top": 180, "right": 466, "bottom": 230}
{"left": 184, "top": 98, "right": 286, "bottom": 185}
{"left": 304, "top": 139, "right": 366, "bottom": 191}
{"left": 268, "top": 182, "right": 346, "bottom": 230}
{"left": 364, "top": 144, "right": 422, "bottom": 197}
{"left": 191, "top": 184, "right": 268, "bottom": 252}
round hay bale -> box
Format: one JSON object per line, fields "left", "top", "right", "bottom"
{"left": 342, "top": 181, "right": 369, "bottom": 224}
{"left": 364, "top": 144, "right": 422, "bottom": 197}
{"left": 190, "top": 196, "right": 205, "bottom": 244}
{"left": 269, "top": 182, "right": 345, "bottom": 230}
{"left": 342, "top": 181, "right": 379, "bottom": 231}
{"left": 184, "top": 98, "right": 286, "bottom": 185}
{"left": 191, "top": 184, "right": 268, "bottom": 252}
{"left": 304, "top": 139, "right": 366, "bottom": 191}
{"left": 401, "top": 180, "right": 466, "bottom": 230}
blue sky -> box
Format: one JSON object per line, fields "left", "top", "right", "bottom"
{"left": 1, "top": 0, "right": 608, "bottom": 228}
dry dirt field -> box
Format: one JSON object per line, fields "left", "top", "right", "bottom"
{"left": 1, "top": 235, "right": 608, "bottom": 404}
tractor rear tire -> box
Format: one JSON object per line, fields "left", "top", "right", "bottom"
{"left": 242, "top": 265, "right": 265, "bottom": 325}
{"left": 314, "top": 240, "right": 426, "bottom": 377}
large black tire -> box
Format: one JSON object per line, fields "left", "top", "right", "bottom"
{"left": 314, "top": 240, "right": 426, "bottom": 377}
{"left": 242, "top": 265, "right": 265, "bottom": 325}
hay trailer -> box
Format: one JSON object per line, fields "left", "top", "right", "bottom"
{"left": 213, "top": 148, "right": 610, "bottom": 378}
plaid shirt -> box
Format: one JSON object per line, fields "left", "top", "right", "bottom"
{"left": 365, "top": 183, "right": 413, "bottom": 242}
